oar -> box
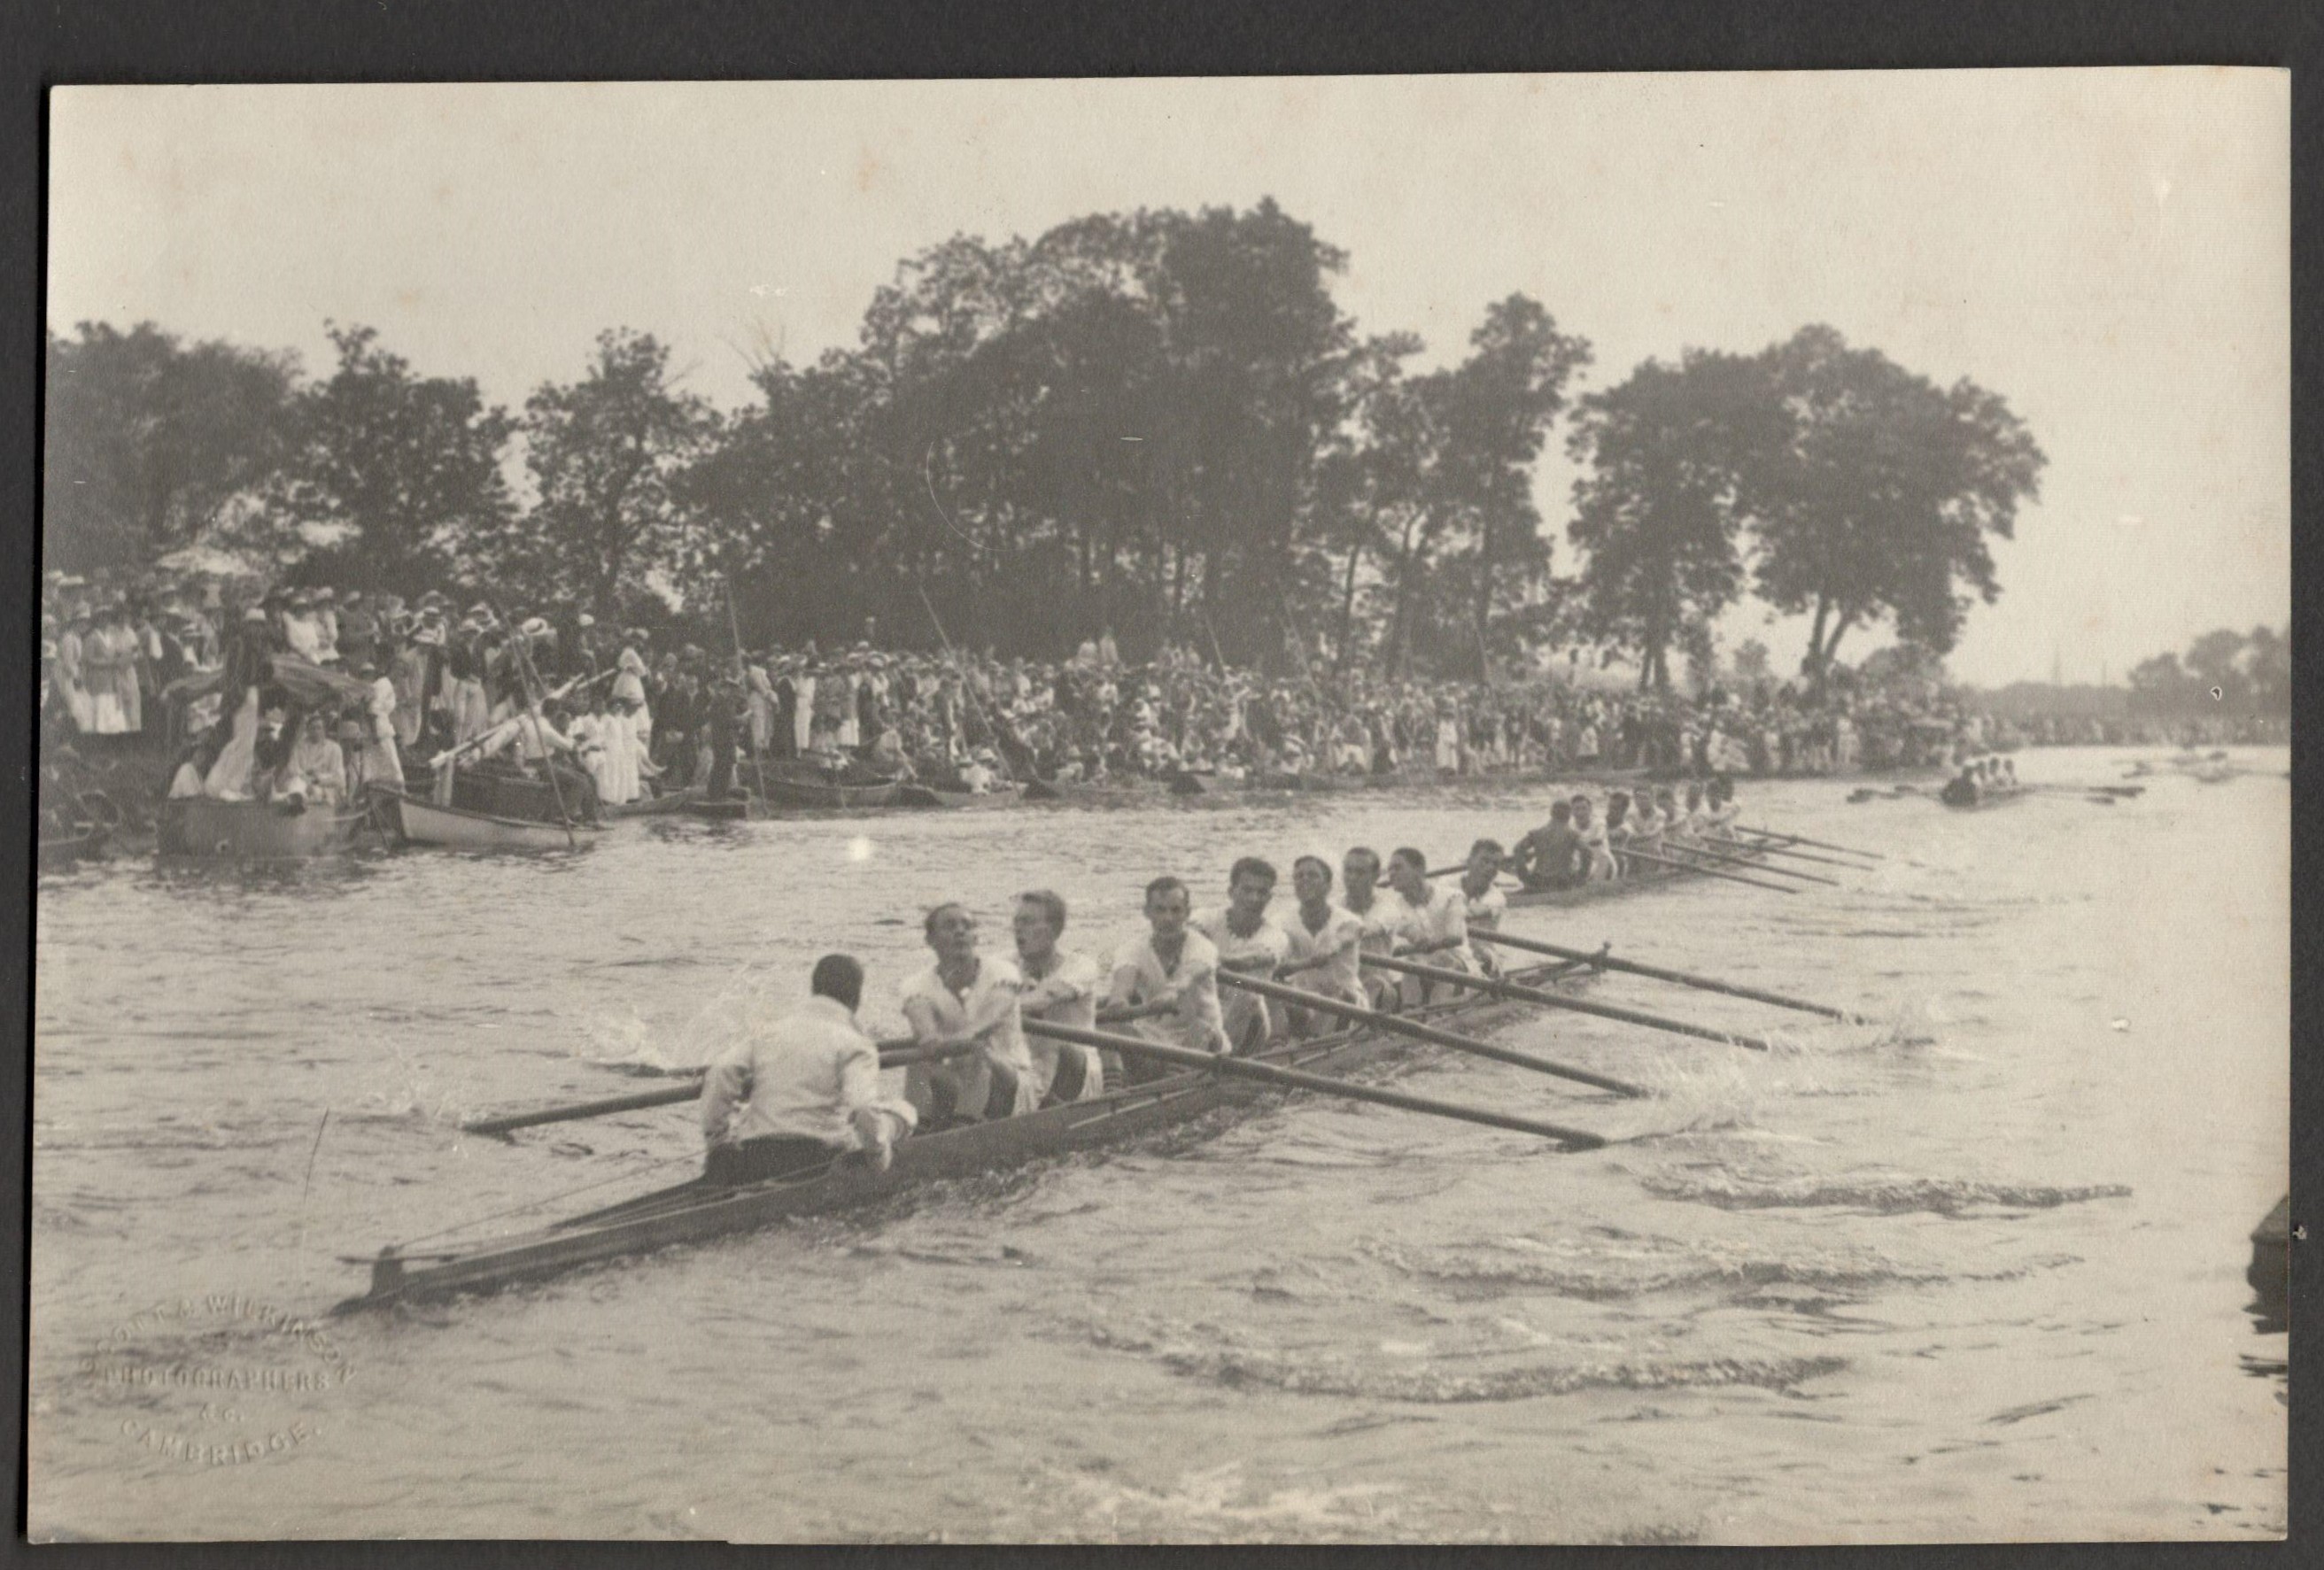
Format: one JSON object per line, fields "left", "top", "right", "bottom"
{"left": 1214, "top": 971, "right": 1648, "bottom": 1097}
{"left": 1467, "top": 929, "right": 1866, "bottom": 1023}
{"left": 1619, "top": 845, "right": 1801, "bottom": 894}
{"left": 1735, "top": 825, "right": 1883, "bottom": 862}
{"left": 1022, "top": 1018, "right": 1606, "bottom": 1150}
{"left": 1357, "top": 954, "right": 1767, "bottom": 1050}
{"left": 1658, "top": 839, "right": 1839, "bottom": 886}
{"left": 1720, "top": 839, "right": 1865, "bottom": 870}
{"left": 461, "top": 1035, "right": 952, "bottom": 1136}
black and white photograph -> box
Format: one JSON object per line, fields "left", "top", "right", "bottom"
{"left": 29, "top": 72, "right": 2289, "bottom": 1542}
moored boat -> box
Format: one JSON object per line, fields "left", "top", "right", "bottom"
{"left": 376, "top": 789, "right": 600, "bottom": 852}
{"left": 158, "top": 796, "right": 371, "bottom": 859}
{"left": 334, "top": 957, "right": 1591, "bottom": 1313}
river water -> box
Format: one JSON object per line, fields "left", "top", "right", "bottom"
{"left": 27, "top": 746, "right": 2288, "bottom": 1543}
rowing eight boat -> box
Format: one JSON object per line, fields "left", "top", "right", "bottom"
{"left": 333, "top": 955, "right": 1597, "bottom": 1313}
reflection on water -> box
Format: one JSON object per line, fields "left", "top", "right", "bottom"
{"left": 29, "top": 748, "right": 2288, "bottom": 1542}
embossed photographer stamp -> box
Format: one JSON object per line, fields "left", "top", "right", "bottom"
{"left": 78, "top": 1294, "right": 352, "bottom": 1466}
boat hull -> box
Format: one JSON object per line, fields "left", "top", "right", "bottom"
{"left": 380, "top": 791, "right": 599, "bottom": 851}
{"left": 335, "top": 963, "right": 1585, "bottom": 1312}
{"left": 159, "top": 797, "right": 369, "bottom": 859}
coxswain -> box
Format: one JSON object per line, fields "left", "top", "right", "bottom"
{"left": 1508, "top": 800, "right": 1586, "bottom": 891}
{"left": 1572, "top": 793, "right": 1617, "bottom": 881}
{"left": 1383, "top": 846, "right": 1473, "bottom": 1004}
{"left": 1277, "top": 855, "right": 1367, "bottom": 1032}
{"left": 700, "top": 954, "right": 917, "bottom": 1184}
{"left": 1455, "top": 839, "right": 1507, "bottom": 973}
{"left": 1339, "top": 847, "right": 1403, "bottom": 1010}
{"left": 1191, "top": 856, "right": 1292, "bottom": 1051}
{"left": 1103, "top": 875, "right": 1228, "bottom": 1083}
{"left": 899, "top": 903, "right": 1039, "bottom": 1127}
{"left": 1011, "top": 888, "right": 1107, "bottom": 1104}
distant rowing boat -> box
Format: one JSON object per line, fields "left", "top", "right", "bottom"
{"left": 333, "top": 956, "right": 1592, "bottom": 1313}
{"left": 158, "top": 796, "right": 370, "bottom": 859}
{"left": 1503, "top": 839, "right": 1776, "bottom": 908}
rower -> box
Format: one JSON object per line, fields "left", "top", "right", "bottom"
{"left": 1680, "top": 780, "right": 1709, "bottom": 839}
{"left": 1340, "top": 847, "right": 1403, "bottom": 1011}
{"left": 1626, "top": 791, "right": 1666, "bottom": 871}
{"left": 1508, "top": 800, "right": 1586, "bottom": 892}
{"left": 1701, "top": 777, "right": 1740, "bottom": 839}
{"left": 1192, "top": 856, "right": 1292, "bottom": 1051}
{"left": 899, "top": 903, "right": 1039, "bottom": 1127}
{"left": 1278, "top": 855, "right": 1367, "bottom": 1032}
{"left": 1572, "top": 794, "right": 1616, "bottom": 882}
{"left": 1454, "top": 839, "right": 1507, "bottom": 973}
{"left": 1104, "top": 875, "right": 1229, "bottom": 1083}
{"left": 1383, "top": 846, "right": 1473, "bottom": 1003}
{"left": 1604, "top": 791, "right": 1637, "bottom": 877}
{"left": 1012, "top": 888, "right": 1107, "bottom": 1104}
{"left": 700, "top": 954, "right": 918, "bottom": 1185}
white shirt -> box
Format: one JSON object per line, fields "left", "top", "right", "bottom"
{"left": 1282, "top": 901, "right": 1367, "bottom": 1007}
{"left": 1459, "top": 880, "right": 1507, "bottom": 929}
{"left": 1108, "top": 927, "right": 1228, "bottom": 1056}
{"left": 700, "top": 994, "right": 918, "bottom": 1149}
{"left": 1388, "top": 880, "right": 1473, "bottom": 969}
{"left": 1341, "top": 893, "right": 1399, "bottom": 955}
{"left": 1017, "top": 947, "right": 1104, "bottom": 1100}
{"left": 1192, "top": 907, "right": 1292, "bottom": 1046}
{"left": 900, "top": 955, "right": 1036, "bottom": 1083}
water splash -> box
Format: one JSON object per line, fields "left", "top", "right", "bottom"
{"left": 1638, "top": 1169, "right": 2132, "bottom": 1216}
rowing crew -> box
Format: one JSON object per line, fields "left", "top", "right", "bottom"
{"left": 1506, "top": 777, "right": 1740, "bottom": 891}
{"left": 696, "top": 846, "right": 1499, "bottom": 1186}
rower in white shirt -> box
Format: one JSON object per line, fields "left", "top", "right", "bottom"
{"left": 1104, "top": 875, "right": 1229, "bottom": 1082}
{"left": 1191, "top": 856, "right": 1292, "bottom": 1050}
{"left": 700, "top": 955, "right": 918, "bottom": 1185}
{"left": 1383, "top": 846, "right": 1474, "bottom": 1004}
{"left": 1011, "top": 888, "right": 1106, "bottom": 1103}
{"left": 1278, "top": 855, "right": 1367, "bottom": 1032}
{"left": 1338, "top": 846, "right": 1403, "bottom": 1011}
{"left": 1572, "top": 794, "right": 1617, "bottom": 881}
{"left": 1701, "top": 776, "right": 1741, "bottom": 839}
{"left": 899, "top": 904, "right": 1040, "bottom": 1127}
{"left": 1453, "top": 839, "right": 1508, "bottom": 975}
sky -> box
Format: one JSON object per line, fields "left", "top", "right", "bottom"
{"left": 46, "top": 72, "right": 2289, "bottom": 686}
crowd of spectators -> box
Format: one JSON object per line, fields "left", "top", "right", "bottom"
{"left": 42, "top": 567, "right": 2005, "bottom": 814}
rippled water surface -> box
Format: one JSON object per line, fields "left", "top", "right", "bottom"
{"left": 29, "top": 747, "right": 2288, "bottom": 1542}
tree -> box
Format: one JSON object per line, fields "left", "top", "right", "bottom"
{"left": 498, "top": 330, "right": 720, "bottom": 616}
{"left": 2183, "top": 627, "right": 2250, "bottom": 706}
{"left": 2126, "top": 651, "right": 2196, "bottom": 715}
{"left": 1565, "top": 349, "right": 1775, "bottom": 690}
{"left": 279, "top": 324, "right": 516, "bottom": 593}
{"left": 1423, "top": 296, "right": 1592, "bottom": 679}
{"left": 2242, "top": 625, "right": 2289, "bottom": 713}
{"left": 1747, "top": 325, "right": 2046, "bottom": 680}
{"left": 43, "top": 321, "right": 300, "bottom": 573}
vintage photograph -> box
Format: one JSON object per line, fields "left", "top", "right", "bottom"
{"left": 31, "top": 73, "right": 2288, "bottom": 1542}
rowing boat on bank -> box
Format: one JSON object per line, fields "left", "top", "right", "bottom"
{"left": 158, "top": 796, "right": 371, "bottom": 859}
{"left": 375, "top": 789, "right": 600, "bottom": 852}
{"left": 333, "top": 956, "right": 1593, "bottom": 1313}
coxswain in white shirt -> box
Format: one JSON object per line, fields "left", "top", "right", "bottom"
{"left": 1011, "top": 888, "right": 1106, "bottom": 1104}
{"left": 1454, "top": 839, "right": 1508, "bottom": 975}
{"left": 1277, "top": 855, "right": 1368, "bottom": 1033}
{"left": 1103, "top": 875, "right": 1229, "bottom": 1083}
{"left": 1191, "top": 856, "right": 1292, "bottom": 1051}
{"left": 899, "top": 903, "right": 1039, "bottom": 1128}
{"left": 1339, "top": 847, "right": 1404, "bottom": 1012}
{"left": 700, "top": 954, "right": 918, "bottom": 1185}
{"left": 1383, "top": 846, "right": 1474, "bottom": 1004}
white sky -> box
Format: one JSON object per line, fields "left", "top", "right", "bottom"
{"left": 48, "top": 72, "right": 2289, "bottom": 685}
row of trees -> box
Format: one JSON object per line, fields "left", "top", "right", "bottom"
{"left": 43, "top": 199, "right": 2045, "bottom": 683}
{"left": 2125, "top": 626, "right": 2291, "bottom": 715}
